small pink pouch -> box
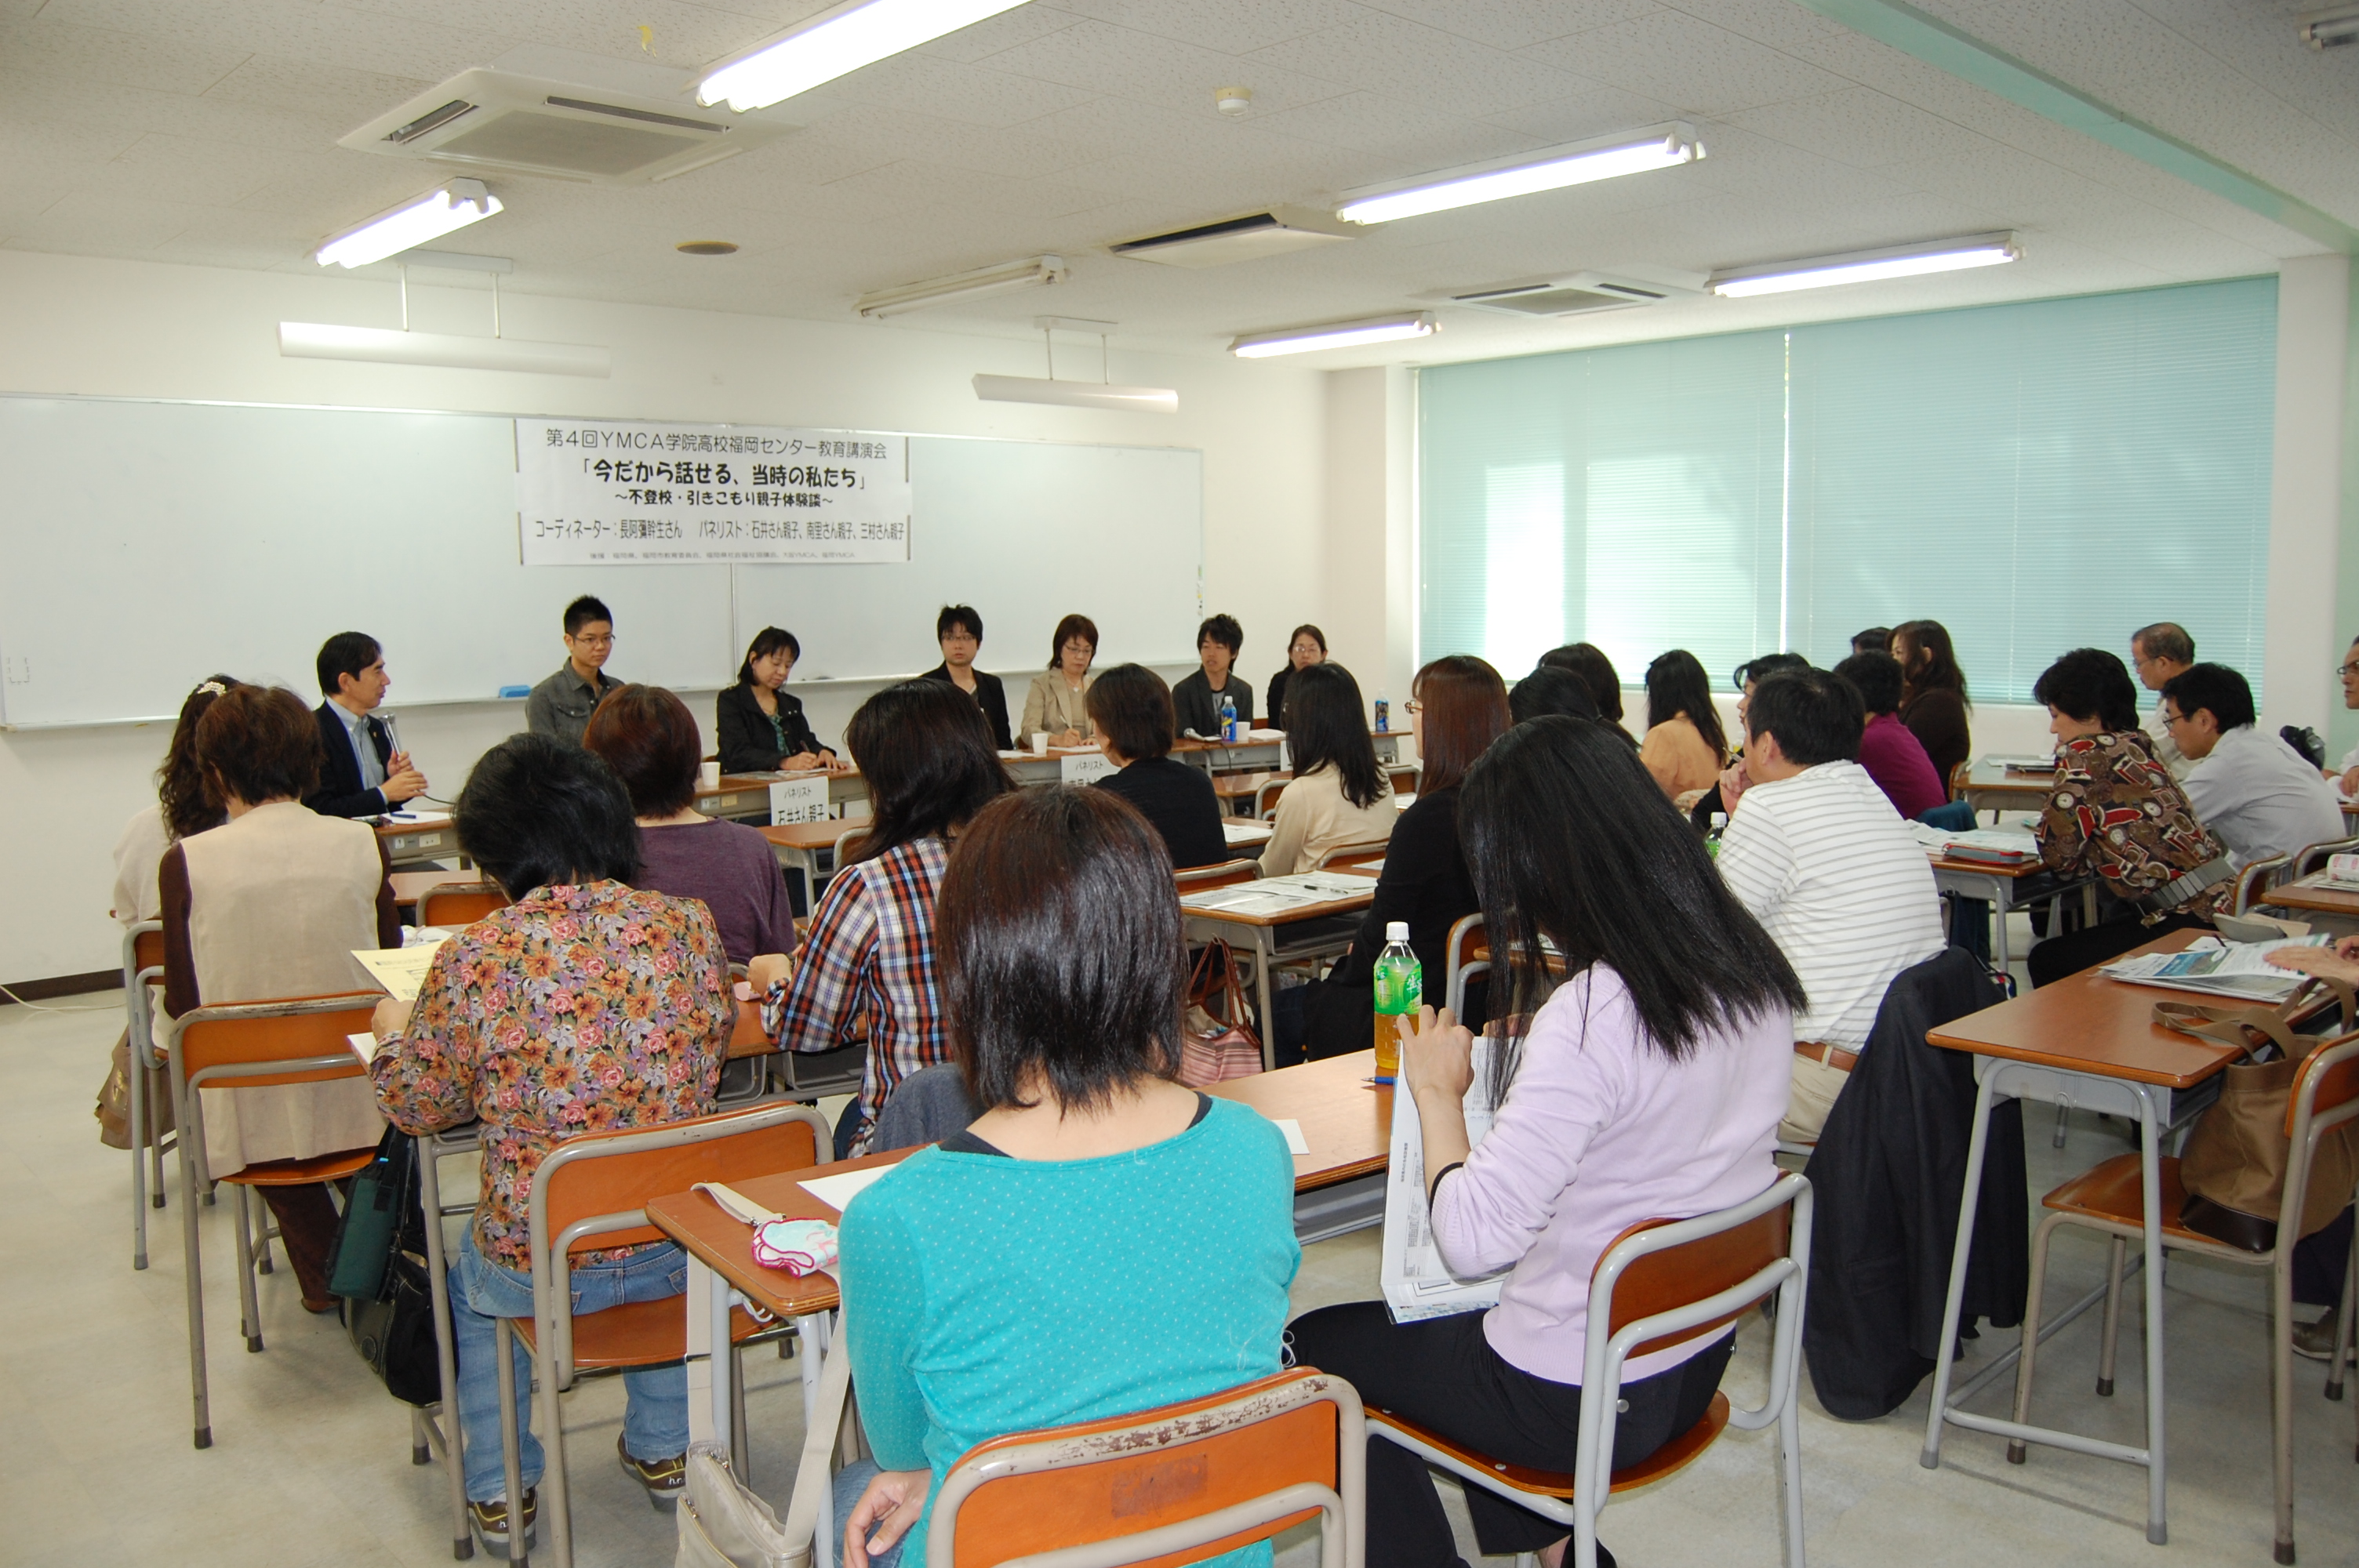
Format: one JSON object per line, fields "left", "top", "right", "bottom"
{"left": 751, "top": 1218, "right": 839, "bottom": 1276}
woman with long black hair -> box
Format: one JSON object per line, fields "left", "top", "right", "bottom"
{"left": 1637, "top": 648, "right": 1727, "bottom": 800}
{"left": 1285, "top": 717, "right": 1803, "bottom": 1568}
{"left": 1892, "top": 619, "right": 1972, "bottom": 784}
{"left": 1258, "top": 661, "right": 1394, "bottom": 875}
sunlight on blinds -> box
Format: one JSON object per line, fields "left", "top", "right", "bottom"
{"left": 1482, "top": 462, "right": 1565, "bottom": 673}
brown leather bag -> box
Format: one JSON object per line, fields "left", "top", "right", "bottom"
{"left": 95, "top": 1027, "right": 176, "bottom": 1150}
{"left": 1179, "top": 940, "right": 1263, "bottom": 1087}
{"left": 2154, "top": 981, "right": 2359, "bottom": 1251}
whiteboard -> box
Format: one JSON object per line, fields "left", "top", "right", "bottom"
{"left": 0, "top": 396, "right": 1202, "bottom": 727}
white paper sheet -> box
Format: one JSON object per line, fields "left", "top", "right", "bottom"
{"left": 1272, "top": 1117, "right": 1311, "bottom": 1156}
{"left": 798, "top": 1164, "right": 896, "bottom": 1214}
{"left": 1221, "top": 819, "right": 1274, "bottom": 844}
{"left": 347, "top": 1032, "right": 379, "bottom": 1065}
{"left": 2100, "top": 934, "right": 2329, "bottom": 1002}
{"left": 353, "top": 942, "right": 445, "bottom": 1000}
{"left": 1380, "top": 1038, "right": 1506, "bottom": 1323}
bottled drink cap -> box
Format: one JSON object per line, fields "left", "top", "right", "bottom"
{"left": 1386, "top": 921, "right": 1409, "bottom": 941}
{"left": 1710, "top": 812, "right": 1728, "bottom": 828}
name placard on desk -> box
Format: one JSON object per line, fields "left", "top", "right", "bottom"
{"left": 770, "top": 776, "right": 829, "bottom": 825}
{"left": 1059, "top": 752, "right": 1116, "bottom": 785}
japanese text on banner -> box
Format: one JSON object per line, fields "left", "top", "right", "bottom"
{"left": 515, "top": 419, "right": 911, "bottom": 565}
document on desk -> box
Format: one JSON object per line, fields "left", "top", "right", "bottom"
{"left": 798, "top": 1165, "right": 897, "bottom": 1214}
{"left": 2100, "top": 934, "right": 2329, "bottom": 1002}
{"left": 1221, "top": 819, "right": 1274, "bottom": 844}
{"left": 1380, "top": 1037, "right": 1507, "bottom": 1324}
{"left": 381, "top": 811, "right": 454, "bottom": 828}
{"left": 352, "top": 942, "right": 447, "bottom": 1000}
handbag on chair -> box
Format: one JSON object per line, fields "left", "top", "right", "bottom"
{"left": 1180, "top": 939, "right": 1263, "bottom": 1086}
{"left": 2152, "top": 982, "right": 2359, "bottom": 1251}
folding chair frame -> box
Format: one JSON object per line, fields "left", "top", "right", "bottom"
{"left": 124, "top": 921, "right": 173, "bottom": 1269}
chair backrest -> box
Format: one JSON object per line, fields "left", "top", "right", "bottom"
{"left": 1591, "top": 1173, "right": 1811, "bottom": 1372}
{"left": 927, "top": 1368, "right": 1365, "bottom": 1568}
{"left": 416, "top": 881, "right": 509, "bottom": 929}
{"left": 168, "top": 993, "right": 383, "bottom": 1091}
{"left": 1947, "top": 760, "right": 1972, "bottom": 801}
{"left": 123, "top": 921, "right": 164, "bottom": 985}
{"left": 1174, "top": 858, "right": 1260, "bottom": 893}
{"left": 1313, "top": 840, "right": 1390, "bottom": 872}
{"left": 529, "top": 1101, "right": 832, "bottom": 1261}
{"left": 1253, "top": 775, "right": 1292, "bottom": 818}
{"left": 2288, "top": 1030, "right": 2359, "bottom": 1142}
{"left": 2231, "top": 853, "right": 2292, "bottom": 915}
{"left": 2291, "top": 834, "right": 2359, "bottom": 880}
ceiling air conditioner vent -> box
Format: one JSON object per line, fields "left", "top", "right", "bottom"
{"left": 340, "top": 70, "right": 793, "bottom": 187}
{"left": 1109, "top": 205, "right": 1354, "bottom": 268}
{"left": 1445, "top": 272, "right": 1691, "bottom": 318}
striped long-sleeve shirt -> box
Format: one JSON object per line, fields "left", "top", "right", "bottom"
{"left": 765, "top": 835, "right": 950, "bottom": 1152}
{"left": 1715, "top": 760, "right": 1946, "bottom": 1051}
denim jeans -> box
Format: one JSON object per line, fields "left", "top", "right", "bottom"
{"left": 452, "top": 1226, "right": 692, "bottom": 1503}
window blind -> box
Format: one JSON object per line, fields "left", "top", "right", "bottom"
{"left": 1417, "top": 277, "right": 2278, "bottom": 703}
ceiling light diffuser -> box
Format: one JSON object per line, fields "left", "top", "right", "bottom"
{"left": 699, "top": 0, "right": 1032, "bottom": 111}
{"left": 972, "top": 376, "right": 1177, "bottom": 413}
{"left": 1229, "top": 313, "right": 1438, "bottom": 358}
{"left": 315, "top": 180, "right": 502, "bottom": 268}
{"left": 1337, "top": 125, "right": 1702, "bottom": 225}
{"left": 1707, "top": 234, "right": 2022, "bottom": 297}
{"left": 856, "top": 256, "right": 1067, "bottom": 318}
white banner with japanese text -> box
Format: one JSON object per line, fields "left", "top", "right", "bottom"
{"left": 515, "top": 419, "right": 911, "bottom": 565}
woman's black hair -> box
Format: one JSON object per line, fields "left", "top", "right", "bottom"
{"left": 1509, "top": 666, "right": 1599, "bottom": 724}
{"left": 1085, "top": 663, "right": 1175, "bottom": 763}
{"left": 2031, "top": 648, "right": 2142, "bottom": 733}
{"left": 1831, "top": 651, "right": 1904, "bottom": 717}
{"left": 1645, "top": 649, "right": 1728, "bottom": 764}
{"left": 1461, "top": 717, "right": 1804, "bottom": 1068}
{"left": 940, "top": 786, "right": 1185, "bottom": 1112}
{"left": 1282, "top": 662, "right": 1387, "bottom": 809}
{"left": 844, "top": 680, "right": 1014, "bottom": 863}
{"left": 1539, "top": 643, "right": 1623, "bottom": 724}
{"left": 1732, "top": 652, "right": 1809, "bottom": 690}
{"left": 735, "top": 626, "right": 801, "bottom": 687}
{"left": 456, "top": 733, "right": 641, "bottom": 899}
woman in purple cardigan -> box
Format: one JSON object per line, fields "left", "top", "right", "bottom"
{"left": 1286, "top": 717, "right": 1805, "bottom": 1568}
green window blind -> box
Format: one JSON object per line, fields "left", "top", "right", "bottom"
{"left": 1418, "top": 278, "right": 2278, "bottom": 703}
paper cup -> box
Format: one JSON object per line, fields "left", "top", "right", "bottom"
{"left": 1030, "top": 732, "right": 1050, "bottom": 756}
{"left": 700, "top": 760, "right": 721, "bottom": 788}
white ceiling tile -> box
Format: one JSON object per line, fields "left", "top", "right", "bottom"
{"left": 1249, "top": 12, "right": 1590, "bottom": 111}
{"left": 1721, "top": 85, "right": 1990, "bottom": 169}
{"left": 1045, "top": 0, "right": 1361, "bottom": 56}
{"left": 1252, "top": 93, "right": 1536, "bottom": 164}
{"left": 87, "top": 132, "right": 336, "bottom": 207}
{"left": 5, "top": 187, "right": 205, "bottom": 249}
{"left": 979, "top": 18, "right": 1354, "bottom": 113}
{"left": 1357, "top": 0, "right": 1663, "bottom": 53}
{"left": 1661, "top": 0, "right": 1853, "bottom": 54}
{"left": 910, "top": 4, "right": 1090, "bottom": 64}
{"left": 808, "top": 53, "right": 1101, "bottom": 127}
{"left": 1523, "top": 10, "right": 1851, "bottom": 116}
{"left": 0, "top": 15, "right": 252, "bottom": 96}
{"left": 0, "top": 108, "right": 151, "bottom": 168}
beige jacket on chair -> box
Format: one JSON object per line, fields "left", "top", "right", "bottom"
{"left": 1019, "top": 670, "right": 1095, "bottom": 742}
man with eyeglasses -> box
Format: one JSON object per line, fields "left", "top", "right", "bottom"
{"left": 2128, "top": 621, "right": 2196, "bottom": 776}
{"left": 2334, "top": 639, "right": 2359, "bottom": 797}
{"left": 525, "top": 594, "right": 623, "bottom": 747}
{"left": 2162, "top": 662, "right": 2342, "bottom": 873}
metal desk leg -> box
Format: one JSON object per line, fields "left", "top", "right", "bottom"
{"left": 796, "top": 1312, "right": 835, "bottom": 1568}
{"left": 1986, "top": 876, "right": 2011, "bottom": 975}
{"left": 1253, "top": 928, "right": 1278, "bottom": 1072}
{"left": 1921, "top": 1065, "right": 2000, "bottom": 1468}
{"left": 685, "top": 1255, "right": 723, "bottom": 1447}
{"left": 2134, "top": 1083, "right": 2168, "bottom": 1544}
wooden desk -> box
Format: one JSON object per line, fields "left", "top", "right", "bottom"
{"left": 375, "top": 816, "right": 461, "bottom": 869}
{"left": 1925, "top": 855, "right": 2092, "bottom": 972}
{"left": 1209, "top": 1049, "right": 1393, "bottom": 1241}
{"left": 1181, "top": 878, "right": 1377, "bottom": 1070}
{"left": 388, "top": 869, "right": 463, "bottom": 909}
{"left": 694, "top": 769, "right": 867, "bottom": 822}
{"left": 2261, "top": 870, "right": 2359, "bottom": 923}
{"left": 1918, "top": 930, "right": 2261, "bottom": 1545}
{"left": 758, "top": 819, "right": 852, "bottom": 902}
{"left": 1957, "top": 760, "right": 2054, "bottom": 821}
{"left": 725, "top": 996, "right": 772, "bottom": 1060}
{"left": 1174, "top": 730, "right": 1405, "bottom": 778}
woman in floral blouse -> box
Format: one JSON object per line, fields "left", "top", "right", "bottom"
{"left": 369, "top": 734, "right": 735, "bottom": 1556}
{"left": 2025, "top": 648, "right": 2230, "bottom": 988}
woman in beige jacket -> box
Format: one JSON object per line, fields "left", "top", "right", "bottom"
{"left": 1259, "top": 662, "right": 1395, "bottom": 875}
{"left": 1019, "top": 613, "right": 1099, "bottom": 746}
{"left": 160, "top": 684, "right": 400, "bottom": 1311}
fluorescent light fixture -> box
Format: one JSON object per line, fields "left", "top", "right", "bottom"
{"left": 1337, "top": 125, "right": 1701, "bottom": 225}
{"left": 277, "top": 322, "right": 610, "bottom": 377}
{"left": 1229, "top": 313, "right": 1438, "bottom": 359}
{"left": 2299, "top": 5, "right": 2359, "bottom": 47}
{"left": 856, "top": 255, "right": 1066, "bottom": 319}
{"left": 972, "top": 375, "right": 1177, "bottom": 413}
{"left": 699, "top": 0, "right": 1032, "bottom": 111}
{"left": 314, "top": 180, "right": 501, "bottom": 268}
{"left": 1707, "top": 233, "right": 2023, "bottom": 297}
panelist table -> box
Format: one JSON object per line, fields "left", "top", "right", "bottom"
{"left": 1174, "top": 730, "right": 1405, "bottom": 777}
{"left": 648, "top": 1049, "right": 1398, "bottom": 1563}
{"left": 695, "top": 768, "right": 867, "bottom": 822}
{"left": 1918, "top": 930, "right": 2295, "bottom": 1545}
{"left": 375, "top": 816, "right": 463, "bottom": 869}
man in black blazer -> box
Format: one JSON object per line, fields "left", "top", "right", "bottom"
{"left": 919, "top": 603, "right": 1013, "bottom": 751}
{"left": 304, "top": 631, "right": 429, "bottom": 818}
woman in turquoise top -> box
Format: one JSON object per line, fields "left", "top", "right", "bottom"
{"left": 836, "top": 785, "right": 1302, "bottom": 1568}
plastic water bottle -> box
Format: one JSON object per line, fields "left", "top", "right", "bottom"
{"left": 1373, "top": 693, "right": 1389, "bottom": 732}
{"left": 1372, "top": 922, "right": 1420, "bottom": 1083}
{"left": 1219, "top": 690, "right": 1238, "bottom": 742}
{"left": 1707, "top": 811, "right": 1728, "bottom": 859}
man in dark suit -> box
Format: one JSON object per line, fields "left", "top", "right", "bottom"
{"left": 304, "top": 631, "right": 429, "bottom": 818}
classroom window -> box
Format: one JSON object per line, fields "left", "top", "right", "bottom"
{"left": 1418, "top": 277, "right": 2279, "bottom": 702}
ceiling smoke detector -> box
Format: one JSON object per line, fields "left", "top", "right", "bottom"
{"left": 1214, "top": 85, "right": 1252, "bottom": 116}
{"left": 340, "top": 69, "right": 793, "bottom": 186}
{"left": 1438, "top": 272, "right": 1694, "bottom": 318}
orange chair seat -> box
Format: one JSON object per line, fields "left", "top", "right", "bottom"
{"left": 509, "top": 1296, "right": 776, "bottom": 1372}
{"left": 2040, "top": 1152, "right": 2212, "bottom": 1246}
{"left": 1369, "top": 1391, "right": 1730, "bottom": 1498}
{"left": 221, "top": 1147, "right": 377, "bottom": 1187}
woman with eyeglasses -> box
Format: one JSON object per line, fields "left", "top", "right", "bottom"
{"left": 1264, "top": 623, "right": 1328, "bottom": 731}
{"left": 716, "top": 626, "right": 847, "bottom": 775}
{"left": 1019, "top": 614, "right": 1099, "bottom": 748}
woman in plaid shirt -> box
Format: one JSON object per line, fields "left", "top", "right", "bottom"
{"left": 751, "top": 681, "right": 1012, "bottom": 1156}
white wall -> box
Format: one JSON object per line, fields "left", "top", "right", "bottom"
{"left": 0, "top": 249, "right": 1329, "bottom": 982}
{"left": 2268, "top": 253, "right": 2354, "bottom": 744}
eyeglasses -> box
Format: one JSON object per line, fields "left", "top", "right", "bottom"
{"left": 2161, "top": 708, "right": 2191, "bottom": 728}
{"left": 1403, "top": 699, "right": 1424, "bottom": 715}
{"left": 2336, "top": 662, "right": 2359, "bottom": 678}
{"left": 572, "top": 633, "right": 616, "bottom": 647}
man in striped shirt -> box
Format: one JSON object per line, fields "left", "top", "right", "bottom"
{"left": 1715, "top": 667, "right": 1947, "bottom": 1144}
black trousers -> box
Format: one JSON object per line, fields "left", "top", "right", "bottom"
{"left": 2026, "top": 912, "right": 2209, "bottom": 989}
{"left": 1286, "top": 1302, "right": 1732, "bottom": 1568}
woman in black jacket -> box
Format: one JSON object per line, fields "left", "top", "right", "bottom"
{"left": 1291, "top": 654, "right": 1510, "bottom": 1061}
{"left": 714, "top": 627, "right": 845, "bottom": 774}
